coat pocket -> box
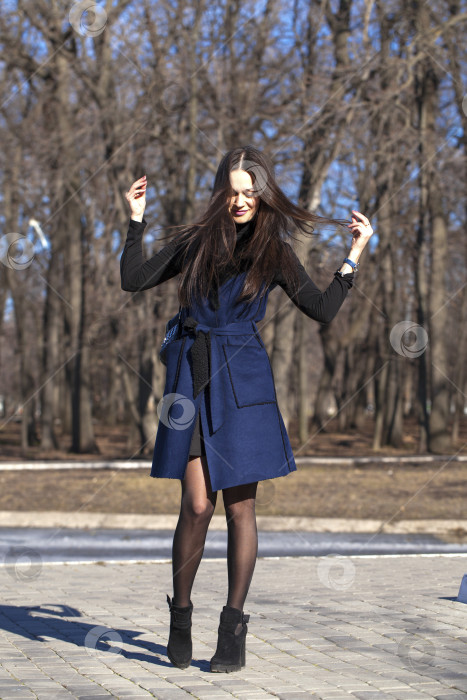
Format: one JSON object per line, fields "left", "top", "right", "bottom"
{"left": 222, "top": 342, "right": 277, "bottom": 408}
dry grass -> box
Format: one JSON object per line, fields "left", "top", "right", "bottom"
{"left": 0, "top": 462, "right": 466, "bottom": 520}
{"left": 1, "top": 416, "right": 466, "bottom": 520}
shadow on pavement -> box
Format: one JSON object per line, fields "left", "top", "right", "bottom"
{"left": 0, "top": 603, "right": 183, "bottom": 668}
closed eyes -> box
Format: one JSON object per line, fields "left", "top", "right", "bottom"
{"left": 232, "top": 189, "right": 256, "bottom": 197}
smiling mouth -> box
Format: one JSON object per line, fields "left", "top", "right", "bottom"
{"left": 233, "top": 209, "right": 248, "bottom": 215}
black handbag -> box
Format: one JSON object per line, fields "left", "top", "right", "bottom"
{"left": 159, "top": 306, "right": 182, "bottom": 366}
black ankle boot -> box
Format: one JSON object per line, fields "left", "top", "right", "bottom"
{"left": 209, "top": 605, "right": 250, "bottom": 672}
{"left": 166, "top": 594, "right": 193, "bottom": 669}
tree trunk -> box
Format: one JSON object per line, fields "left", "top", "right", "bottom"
{"left": 3, "top": 144, "right": 38, "bottom": 451}
{"left": 312, "top": 325, "right": 340, "bottom": 431}
{"left": 270, "top": 296, "right": 296, "bottom": 431}
{"left": 296, "top": 312, "right": 310, "bottom": 443}
{"left": 412, "top": 6, "right": 451, "bottom": 452}
{"left": 70, "top": 214, "right": 99, "bottom": 453}
{"left": 40, "top": 247, "right": 61, "bottom": 450}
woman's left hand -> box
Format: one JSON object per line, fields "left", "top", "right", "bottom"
{"left": 347, "top": 210, "right": 374, "bottom": 253}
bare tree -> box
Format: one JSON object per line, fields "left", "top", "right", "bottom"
{"left": 0, "top": 0, "right": 466, "bottom": 458}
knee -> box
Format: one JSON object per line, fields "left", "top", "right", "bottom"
{"left": 225, "top": 498, "right": 256, "bottom": 523}
{"left": 181, "top": 497, "right": 215, "bottom": 522}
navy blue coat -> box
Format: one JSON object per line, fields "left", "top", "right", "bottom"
{"left": 120, "top": 218, "right": 354, "bottom": 491}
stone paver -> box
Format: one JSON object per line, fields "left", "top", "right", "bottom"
{"left": 0, "top": 555, "right": 466, "bottom": 699}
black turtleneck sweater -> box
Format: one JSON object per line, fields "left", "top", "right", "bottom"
{"left": 120, "top": 217, "right": 354, "bottom": 324}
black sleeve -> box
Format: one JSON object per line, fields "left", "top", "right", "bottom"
{"left": 273, "top": 246, "right": 354, "bottom": 324}
{"left": 120, "top": 218, "right": 183, "bottom": 292}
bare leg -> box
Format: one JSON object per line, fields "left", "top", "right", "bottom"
{"left": 222, "top": 481, "right": 258, "bottom": 611}
{"left": 172, "top": 454, "right": 217, "bottom": 607}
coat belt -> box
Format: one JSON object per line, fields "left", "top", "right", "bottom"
{"left": 181, "top": 316, "right": 258, "bottom": 434}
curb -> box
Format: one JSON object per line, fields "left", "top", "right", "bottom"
{"left": 1, "top": 511, "right": 467, "bottom": 535}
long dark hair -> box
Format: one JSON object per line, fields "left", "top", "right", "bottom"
{"left": 176, "top": 145, "right": 348, "bottom": 307}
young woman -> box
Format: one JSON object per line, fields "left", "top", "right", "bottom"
{"left": 121, "top": 145, "right": 374, "bottom": 673}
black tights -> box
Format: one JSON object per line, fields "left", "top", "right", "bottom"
{"left": 171, "top": 454, "right": 258, "bottom": 611}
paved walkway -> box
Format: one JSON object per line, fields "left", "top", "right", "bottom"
{"left": 1, "top": 554, "right": 466, "bottom": 699}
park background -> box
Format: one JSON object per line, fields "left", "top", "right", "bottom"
{"left": 0, "top": 0, "right": 466, "bottom": 523}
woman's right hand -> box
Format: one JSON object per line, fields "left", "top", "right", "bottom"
{"left": 125, "top": 175, "right": 147, "bottom": 222}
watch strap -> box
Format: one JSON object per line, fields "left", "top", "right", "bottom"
{"left": 343, "top": 257, "right": 359, "bottom": 271}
